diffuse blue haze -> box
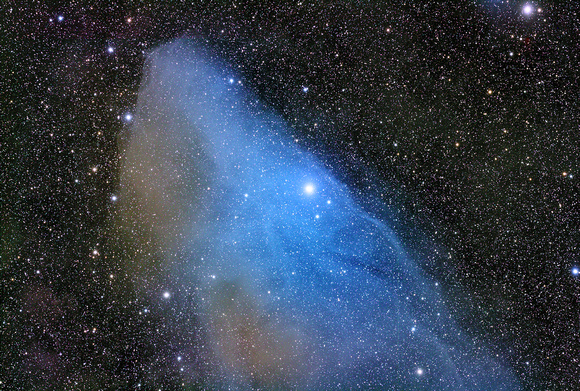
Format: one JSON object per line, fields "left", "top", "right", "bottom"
{"left": 120, "top": 40, "right": 520, "bottom": 390}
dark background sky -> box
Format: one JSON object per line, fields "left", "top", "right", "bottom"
{"left": 1, "top": 1, "right": 579, "bottom": 390}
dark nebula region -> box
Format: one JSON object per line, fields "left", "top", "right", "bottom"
{"left": 119, "top": 40, "right": 520, "bottom": 390}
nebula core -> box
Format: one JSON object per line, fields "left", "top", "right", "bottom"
{"left": 119, "top": 40, "right": 520, "bottom": 390}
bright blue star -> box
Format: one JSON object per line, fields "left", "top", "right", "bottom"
{"left": 304, "top": 183, "right": 315, "bottom": 195}
{"left": 572, "top": 267, "right": 579, "bottom": 276}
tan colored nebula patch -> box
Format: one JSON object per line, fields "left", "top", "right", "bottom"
{"left": 208, "top": 278, "right": 312, "bottom": 388}
{"left": 116, "top": 58, "right": 214, "bottom": 277}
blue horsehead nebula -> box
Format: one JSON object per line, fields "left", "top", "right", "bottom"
{"left": 119, "top": 40, "right": 521, "bottom": 390}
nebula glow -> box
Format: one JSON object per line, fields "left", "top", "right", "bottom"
{"left": 119, "top": 40, "right": 521, "bottom": 390}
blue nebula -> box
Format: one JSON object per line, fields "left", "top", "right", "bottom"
{"left": 120, "top": 40, "right": 521, "bottom": 390}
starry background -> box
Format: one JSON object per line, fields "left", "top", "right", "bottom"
{"left": 1, "top": 1, "right": 579, "bottom": 390}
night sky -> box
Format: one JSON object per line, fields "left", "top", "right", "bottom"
{"left": 1, "top": 1, "right": 579, "bottom": 390}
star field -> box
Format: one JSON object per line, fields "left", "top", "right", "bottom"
{"left": 1, "top": 1, "right": 579, "bottom": 390}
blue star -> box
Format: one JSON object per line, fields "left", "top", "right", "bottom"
{"left": 304, "top": 183, "right": 315, "bottom": 195}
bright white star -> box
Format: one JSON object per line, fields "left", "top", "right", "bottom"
{"left": 304, "top": 183, "right": 315, "bottom": 195}
{"left": 523, "top": 4, "right": 534, "bottom": 15}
